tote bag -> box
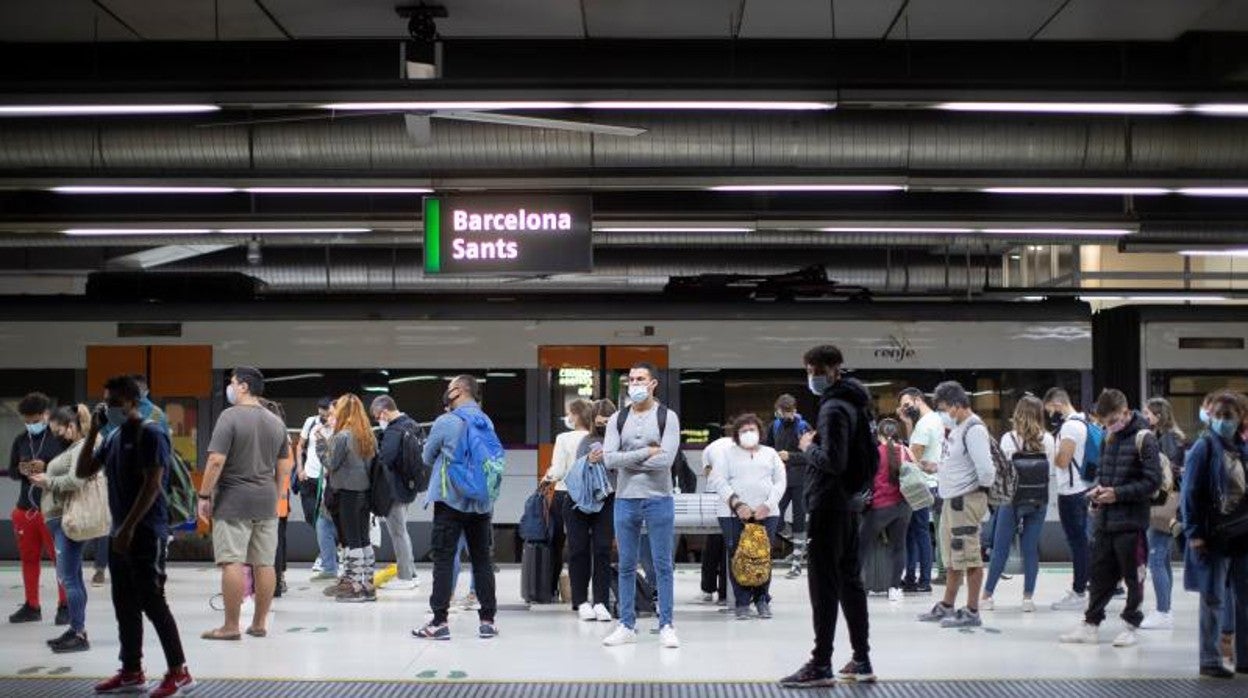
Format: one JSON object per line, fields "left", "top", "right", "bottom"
{"left": 62, "top": 473, "right": 112, "bottom": 542}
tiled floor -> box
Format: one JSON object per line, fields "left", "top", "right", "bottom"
{"left": 0, "top": 561, "right": 1213, "bottom": 683}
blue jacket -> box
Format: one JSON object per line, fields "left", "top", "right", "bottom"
{"left": 565, "top": 453, "right": 612, "bottom": 513}
{"left": 421, "top": 401, "right": 492, "bottom": 514}
{"left": 1181, "top": 432, "right": 1248, "bottom": 594}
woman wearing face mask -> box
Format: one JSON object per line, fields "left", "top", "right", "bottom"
{"left": 859, "top": 418, "right": 914, "bottom": 604}
{"left": 1139, "top": 397, "right": 1187, "bottom": 630}
{"left": 1181, "top": 391, "right": 1248, "bottom": 678}
{"left": 562, "top": 399, "right": 618, "bottom": 622}
{"left": 28, "top": 404, "right": 94, "bottom": 652}
{"left": 542, "top": 399, "right": 594, "bottom": 611}
{"left": 708, "top": 413, "right": 786, "bottom": 620}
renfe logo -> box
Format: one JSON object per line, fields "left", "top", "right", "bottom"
{"left": 424, "top": 195, "right": 592, "bottom": 275}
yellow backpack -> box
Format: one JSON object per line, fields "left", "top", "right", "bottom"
{"left": 731, "top": 522, "right": 773, "bottom": 587}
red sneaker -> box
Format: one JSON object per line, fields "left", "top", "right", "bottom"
{"left": 149, "top": 668, "right": 195, "bottom": 698}
{"left": 94, "top": 668, "right": 147, "bottom": 694}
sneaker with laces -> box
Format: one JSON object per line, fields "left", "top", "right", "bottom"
{"left": 384, "top": 578, "right": 419, "bottom": 591}
{"left": 755, "top": 601, "right": 773, "bottom": 619}
{"left": 310, "top": 557, "right": 323, "bottom": 573}
{"left": 1022, "top": 598, "right": 1037, "bottom": 613}
{"left": 778, "top": 662, "right": 835, "bottom": 688}
{"left": 1139, "top": 611, "right": 1173, "bottom": 630}
{"left": 697, "top": 592, "right": 714, "bottom": 604}
{"left": 1200, "top": 665, "right": 1234, "bottom": 679}
{"left": 47, "top": 628, "right": 76, "bottom": 646}
{"left": 322, "top": 578, "right": 351, "bottom": 597}
{"left": 1050, "top": 591, "right": 1087, "bottom": 611}
{"left": 309, "top": 570, "right": 338, "bottom": 582}
{"left": 592, "top": 603, "right": 613, "bottom": 622}
{"left": 51, "top": 631, "right": 90, "bottom": 654}
{"left": 9, "top": 603, "right": 41, "bottom": 624}
{"left": 837, "top": 659, "right": 877, "bottom": 683}
{"left": 149, "top": 668, "right": 194, "bottom": 698}
{"left": 659, "top": 625, "right": 680, "bottom": 649}
{"left": 461, "top": 592, "right": 481, "bottom": 611}
{"left": 887, "top": 588, "right": 904, "bottom": 603}
{"left": 578, "top": 603, "right": 596, "bottom": 621}
{"left": 940, "top": 608, "right": 983, "bottom": 628}
{"left": 918, "top": 602, "right": 955, "bottom": 623}
{"left": 94, "top": 668, "right": 147, "bottom": 694}
{"left": 412, "top": 623, "right": 450, "bottom": 641}
{"left": 1060, "top": 622, "right": 1099, "bottom": 644}
{"left": 735, "top": 606, "right": 752, "bottom": 621}
{"left": 980, "top": 597, "right": 995, "bottom": 611}
{"left": 478, "top": 622, "right": 498, "bottom": 639}
{"left": 1112, "top": 625, "right": 1139, "bottom": 647}
{"left": 91, "top": 569, "right": 107, "bottom": 587}
{"left": 602, "top": 624, "right": 637, "bottom": 647}
{"left": 785, "top": 566, "right": 802, "bottom": 580}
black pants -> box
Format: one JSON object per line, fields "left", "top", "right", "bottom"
{"left": 298, "top": 478, "right": 319, "bottom": 525}
{"left": 1085, "top": 528, "right": 1147, "bottom": 628}
{"left": 548, "top": 491, "right": 569, "bottom": 598}
{"left": 430, "top": 502, "right": 497, "bottom": 625}
{"left": 337, "top": 490, "right": 370, "bottom": 549}
{"left": 779, "top": 483, "right": 808, "bottom": 535}
{"left": 807, "top": 506, "right": 871, "bottom": 667}
{"left": 701, "top": 534, "right": 727, "bottom": 596}
{"left": 563, "top": 494, "right": 614, "bottom": 608}
{"left": 109, "top": 529, "right": 185, "bottom": 673}
{"left": 276, "top": 517, "right": 288, "bottom": 575}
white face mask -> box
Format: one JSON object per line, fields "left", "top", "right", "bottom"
{"left": 563, "top": 415, "right": 577, "bottom": 431}
{"left": 738, "top": 430, "right": 760, "bottom": 448}
{"left": 940, "top": 411, "right": 957, "bottom": 430}
{"left": 627, "top": 384, "right": 650, "bottom": 405}
{"left": 379, "top": 419, "right": 389, "bottom": 430}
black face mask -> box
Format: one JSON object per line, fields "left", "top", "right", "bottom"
{"left": 1046, "top": 411, "right": 1064, "bottom": 432}
{"left": 441, "top": 388, "right": 460, "bottom": 409}
{"left": 903, "top": 406, "right": 921, "bottom": 423}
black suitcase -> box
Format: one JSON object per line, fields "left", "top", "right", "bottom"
{"left": 608, "top": 564, "right": 656, "bottom": 619}
{"left": 861, "top": 532, "right": 892, "bottom": 594}
{"left": 521, "top": 541, "right": 555, "bottom": 604}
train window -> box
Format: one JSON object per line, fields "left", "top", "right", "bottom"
{"left": 244, "top": 369, "right": 527, "bottom": 445}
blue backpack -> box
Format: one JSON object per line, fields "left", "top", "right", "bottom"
{"left": 1069, "top": 415, "right": 1104, "bottom": 483}
{"left": 518, "top": 488, "right": 551, "bottom": 542}
{"left": 444, "top": 407, "right": 506, "bottom": 504}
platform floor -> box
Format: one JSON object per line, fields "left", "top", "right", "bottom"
{"left": 0, "top": 560, "right": 1228, "bottom": 688}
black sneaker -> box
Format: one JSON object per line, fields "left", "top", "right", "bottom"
{"left": 779, "top": 661, "right": 836, "bottom": 689}
{"left": 54, "top": 604, "right": 69, "bottom": 626}
{"left": 837, "top": 659, "right": 877, "bottom": 683}
{"left": 1200, "top": 665, "right": 1234, "bottom": 679}
{"left": 47, "top": 628, "right": 75, "bottom": 646}
{"left": 51, "top": 631, "right": 89, "bottom": 654}
{"left": 9, "top": 603, "right": 41, "bottom": 623}
{"left": 901, "top": 581, "right": 918, "bottom": 593}
{"left": 913, "top": 583, "right": 933, "bottom": 594}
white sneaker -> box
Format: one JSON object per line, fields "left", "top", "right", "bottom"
{"left": 697, "top": 593, "right": 713, "bottom": 604}
{"left": 578, "top": 603, "right": 596, "bottom": 621}
{"left": 602, "top": 624, "right": 637, "bottom": 647}
{"left": 311, "top": 557, "right": 324, "bottom": 573}
{"left": 887, "top": 588, "right": 904, "bottom": 603}
{"left": 659, "top": 625, "right": 681, "bottom": 649}
{"left": 1022, "top": 598, "right": 1037, "bottom": 613}
{"left": 1139, "top": 611, "right": 1173, "bottom": 630}
{"left": 1050, "top": 591, "right": 1087, "bottom": 611}
{"left": 1112, "top": 625, "right": 1139, "bottom": 647}
{"left": 385, "top": 578, "right": 418, "bottom": 591}
{"left": 1060, "top": 622, "right": 1099, "bottom": 644}
{"left": 980, "top": 596, "right": 995, "bottom": 611}
{"left": 593, "top": 603, "right": 613, "bottom": 622}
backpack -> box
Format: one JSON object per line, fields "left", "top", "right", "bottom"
{"left": 518, "top": 487, "right": 552, "bottom": 543}
{"left": 445, "top": 407, "right": 506, "bottom": 505}
{"left": 135, "top": 420, "right": 195, "bottom": 530}
{"left": 1006, "top": 433, "right": 1051, "bottom": 509}
{"left": 1135, "top": 430, "right": 1174, "bottom": 505}
{"left": 731, "top": 521, "right": 773, "bottom": 588}
{"left": 389, "top": 420, "right": 429, "bottom": 504}
{"left": 968, "top": 421, "right": 1014, "bottom": 506}
{"left": 614, "top": 404, "right": 692, "bottom": 493}
{"left": 367, "top": 453, "right": 395, "bottom": 517}
{"left": 1069, "top": 415, "right": 1104, "bottom": 484}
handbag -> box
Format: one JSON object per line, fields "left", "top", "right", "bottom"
{"left": 731, "top": 521, "right": 773, "bottom": 587}
{"left": 899, "top": 462, "right": 935, "bottom": 510}
{"left": 62, "top": 472, "right": 112, "bottom": 542}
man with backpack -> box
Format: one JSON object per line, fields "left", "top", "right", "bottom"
{"left": 413, "top": 375, "right": 502, "bottom": 641}
{"left": 370, "top": 395, "right": 426, "bottom": 591}
{"left": 766, "top": 394, "right": 811, "bottom": 579}
{"left": 780, "top": 345, "right": 877, "bottom": 688}
{"left": 1044, "top": 388, "right": 1100, "bottom": 611}
{"left": 916, "top": 381, "right": 995, "bottom": 630}
{"left": 601, "top": 362, "right": 682, "bottom": 650}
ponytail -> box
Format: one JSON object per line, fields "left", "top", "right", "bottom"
{"left": 50, "top": 403, "right": 91, "bottom": 440}
{"left": 75, "top": 404, "right": 91, "bottom": 436}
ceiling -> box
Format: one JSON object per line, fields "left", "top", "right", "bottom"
{"left": 2, "top": 0, "right": 1247, "bottom": 43}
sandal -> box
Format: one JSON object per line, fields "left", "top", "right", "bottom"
{"left": 200, "top": 628, "right": 241, "bottom": 641}
{"left": 245, "top": 627, "right": 267, "bottom": 638}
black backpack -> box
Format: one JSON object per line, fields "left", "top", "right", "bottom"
{"left": 368, "top": 454, "right": 395, "bottom": 517}
{"left": 827, "top": 397, "right": 878, "bottom": 499}
{"left": 1005, "top": 433, "right": 1051, "bottom": 509}
{"left": 614, "top": 403, "right": 694, "bottom": 493}
{"left": 389, "top": 420, "right": 429, "bottom": 504}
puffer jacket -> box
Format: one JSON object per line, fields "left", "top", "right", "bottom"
{"left": 1093, "top": 411, "right": 1163, "bottom": 534}
{"left": 804, "top": 377, "right": 874, "bottom": 513}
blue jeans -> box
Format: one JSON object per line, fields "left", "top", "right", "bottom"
{"left": 1058, "top": 492, "right": 1091, "bottom": 594}
{"left": 1146, "top": 529, "right": 1174, "bottom": 613}
{"left": 315, "top": 513, "right": 339, "bottom": 574}
{"left": 904, "top": 506, "right": 933, "bottom": 586}
{"left": 47, "top": 518, "right": 87, "bottom": 632}
{"left": 92, "top": 535, "right": 109, "bottom": 572}
{"left": 614, "top": 497, "right": 675, "bottom": 630}
{"left": 1199, "top": 551, "right": 1248, "bottom": 669}
{"left": 985, "top": 503, "right": 1046, "bottom": 596}
{"left": 720, "top": 516, "right": 779, "bottom": 607}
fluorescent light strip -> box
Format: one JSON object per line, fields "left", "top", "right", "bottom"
{"left": 593, "top": 226, "right": 753, "bottom": 233}
{"left": 710, "top": 185, "right": 905, "bottom": 192}
{"left": 979, "top": 228, "right": 1133, "bottom": 236}
{"left": 1081, "top": 295, "right": 1230, "bottom": 302}
{"left": 388, "top": 376, "right": 441, "bottom": 385}
{"left": 582, "top": 101, "right": 834, "bottom": 111}
{"left": 0, "top": 104, "right": 220, "bottom": 116}
{"left": 244, "top": 187, "right": 433, "bottom": 194}
{"left": 1177, "top": 187, "right": 1248, "bottom": 197}
{"left": 63, "top": 228, "right": 213, "bottom": 236}
{"left": 1178, "top": 249, "right": 1248, "bottom": 257}
{"left": 53, "top": 186, "right": 238, "bottom": 194}
{"left": 1191, "top": 104, "right": 1248, "bottom": 116}
{"left": 818, "top": 226, "right": 977, "bottom": 234}
{"left": 936, "top": 102, "right": 1184, "bottom": 115}
{"left": 325, "top": 101, "right": 577, "bottom": 111}
{"left": 982, "top": 187, "right": 1171, "bottom": 196}
{"left": 219, "top": 228, "right": 371, "bottom": 234}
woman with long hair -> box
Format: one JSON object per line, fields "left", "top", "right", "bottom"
{"left": 859, "top": 418, "right": 913, "bottom": 603}
{"left": 1140, "top": 397, "right": 1187, "bottom": 630}
{"left": 563, "top": 398, "right": 618, "bottom": 622}
{"left": 324, "top": 394, "right": 378, "bottom": 603}
{"left": 982, "top": 396, "right": 1055, "bottom": 613}
{"left": 544, "top": 398, "right": 594, "bottom": 613}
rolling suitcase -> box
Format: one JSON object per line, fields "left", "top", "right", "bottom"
{"left": 521, "top": 541, "right": 555, "bottom": 604}
{"left": 861, "top": 532, "right": 892, "bottom": 594}
{"left": 608, "top": 564, "right": 656, "bottom": 619}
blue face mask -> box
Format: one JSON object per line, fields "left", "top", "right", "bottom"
{"left": 226, "top": 384, "right": 238, "bottom": 405}
{"left": 940, "top": 411, "right": 958, "bottom": 430}
{"left": 24, "top": 422, "right": 46, "bottom": 436}
{"left": 1199, "top": 407, "right": 1211, "bottom": 426}
{"left": 808, "top": 374, "right": 830, "bottom": 396}
{"left": 1212, "top": 418, "right": 1238, "bottom": 441}
{"left": 627, "top": 385, "right": 650, "bottom": 405}
{"left": 105, "top": 407, "right": 128, "bottom": 428}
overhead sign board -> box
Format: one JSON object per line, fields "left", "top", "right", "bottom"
{"left": 423, "top": 194, "right": 593, "bottom": 275}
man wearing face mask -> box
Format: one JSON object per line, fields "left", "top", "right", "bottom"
{"left": 780, "top": 345, "right": 877, "bottom": 688}
{"left": 1043, "top": 388, "right": 1096, "bottom": 611}
{"left": 370, "top": 395, "right": 425, "bottom": 592}
{"left": 766, "top": 395, "right": 810, "bottom": 563}
{"left": 601, "top": 362, "right": 683, "bottom": 649}
{"left": 8, "top": 391, "right": 68, "bottom": 625}
{"left": 896, "top": 387, "right": 943, "bottom": 589}
{"left": 298, "top": 397, "right": 337, "bottom": 579}
{"left": 1061, "top": 389, "right": 1162, "bottom": 649}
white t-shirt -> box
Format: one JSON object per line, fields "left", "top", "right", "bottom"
{"left": 545, "top": 429, "right": 589, "bottom": 492}
{"left": 702, "top": 437, "right": 736, "bottom": 517}
{"left": 1055, "top": 413, "right": 1091, "bottom": 495}
{"left": 909, "top": 410, "right": 945, "bottom": 467}
{"left": 999, "top": 431, "right": 1056, "bottom": 463}
{"left": 299, "top": 415, "right": 330, "bottom": 479}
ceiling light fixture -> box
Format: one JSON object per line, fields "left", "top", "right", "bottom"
{"left": 219, "top": 228, "right": 372, "bottom": 234}
{"left": 53, "top": 186, "right": 238, "bottom": 194}
{"left": 935, "top": 102, "right": 1184, "bottom": 115}
{"left": 582, "top": 101, "right": 835, "bottom": 111}
{"left": 817, "top": 226, "right": 977, "bottom": 233}
{"left": 709, "top": 184, "right": 905, "bottom": 192}
{"left": 323, "top": 100, "right": 835, "bottom": 112}
{"left": 1191, "top": 104, "right": 1248, "bottom": 116}
{"left": 62, "top": 228, "right": 214, "bottom": 236}
{"left": 1177, "top": 187, "right": 1248, "bottom": 197}
{"left": 0, "top": 104, "right": 220, "bottom": 116}
{"left": 324, "top": 101, "right": 577, "bottom": 111}
{"left": 593, "top": 226, "right": 753, "bottom": 233}
{"left": 979, "top": 227, "right": 1133, "bottom": 236}
{"left": 981, "top": 186, "right": 1171, "bottom": 196}
{"left": 244, "top": 187, "right": 433, "bottom": 194}
{"left": 1079, "top": 295, "right": 1230, "bottom": 303}
{"left": 1178, "top": 249, "right": 1248, "bottom": 257}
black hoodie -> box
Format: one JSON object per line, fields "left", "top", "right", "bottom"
{"left": 1095, "top": 411, "right": 1163, "bottom": 534}
{"left": 804, "top": 377, "right": 874, "bottom": 512}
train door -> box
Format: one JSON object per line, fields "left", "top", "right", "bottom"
{"left": 536, "top": 345, "right": 669, "bottom": 481}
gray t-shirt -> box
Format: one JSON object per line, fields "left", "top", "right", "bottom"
{"left": 207, "top": 404, "right": 290, "bottom": 520}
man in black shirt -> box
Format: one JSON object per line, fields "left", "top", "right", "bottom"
{"left": 8, "top": 391, "right": 67, "bottom": 625}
